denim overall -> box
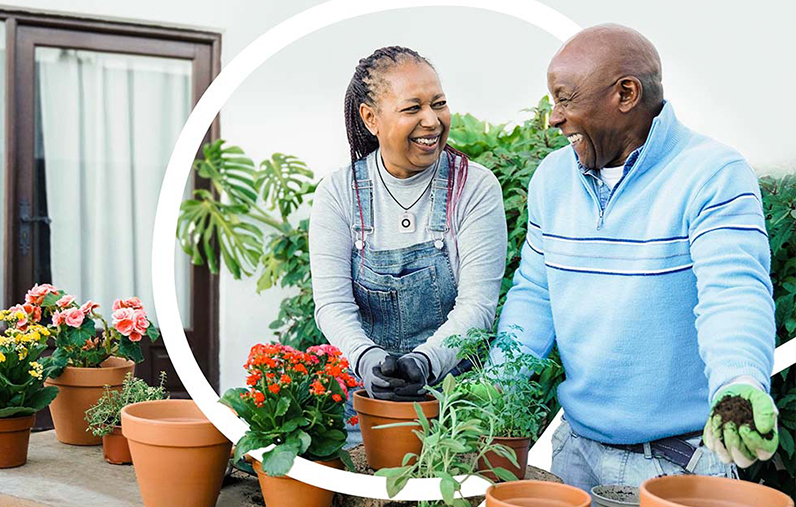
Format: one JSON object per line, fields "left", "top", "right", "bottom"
{"left": 344, "top": 154, "right": 458, "bottom": 447}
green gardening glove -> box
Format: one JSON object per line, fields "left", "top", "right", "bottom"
{"left": 703, "top": 384, "right": 779, "bottom": 468}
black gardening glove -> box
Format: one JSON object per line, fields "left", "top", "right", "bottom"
{"left": 372, "top": 353, "right": 431, "bottom": 402}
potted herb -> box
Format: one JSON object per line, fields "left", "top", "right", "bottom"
{"left": 375, "top": 374, "right": 518, "bottom": 506}
{"left": 220, "top": 343, "right": 359, "bottom": 507}
{"left": 85, "top": 372, "right": 168, "bottom": 464}
{"left": 445, "top": 327, "right": 560, "bottom": 480}
{"left": 26, "top": 284, "right": 160, "bottom": 445}
{"left": 0, "top": 304, "right": 59, "bottom": 468}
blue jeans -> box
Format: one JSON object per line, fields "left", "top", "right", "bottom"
{"left": 550, "top": 417, "right": 737, "bottom": 493}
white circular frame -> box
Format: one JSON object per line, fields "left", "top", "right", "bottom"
{"left": 151, "top": 0, "right": 796, "bottom": 501}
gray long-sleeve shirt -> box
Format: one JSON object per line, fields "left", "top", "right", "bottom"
{"left": 309, "top": 149, "right": 507, "bottom": 379}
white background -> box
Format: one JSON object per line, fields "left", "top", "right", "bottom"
{"left": 3, "top": 0, "right": 794, "bottom": 391}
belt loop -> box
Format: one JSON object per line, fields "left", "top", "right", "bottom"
{"left": 685, "top": 446, "right": 703, "bottom": 473}
{"left": 643, "top": 442, "right": 653, "bottom": 459}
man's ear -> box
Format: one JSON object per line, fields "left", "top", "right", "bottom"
{"left": 359, "top": 103, "right": 378, "bottom": 136}
{"left": 617, "top": 77, "right": 643, "bottom": 113}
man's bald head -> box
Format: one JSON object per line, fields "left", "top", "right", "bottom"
{"left": 551, "top": 24, "right": 663, "bottom": 110}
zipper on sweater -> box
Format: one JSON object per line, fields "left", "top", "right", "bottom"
{"left": 579, "top": 173, "right": 606, "bottom": 230}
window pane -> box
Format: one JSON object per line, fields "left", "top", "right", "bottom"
{"left": 34, "top": 48, "right": 192, "bottom": 326}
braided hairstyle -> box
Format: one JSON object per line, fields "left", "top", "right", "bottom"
{"left": 343, "top": 46, "right": 469, "bottom": 249}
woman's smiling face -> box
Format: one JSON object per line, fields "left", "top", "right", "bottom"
{"left": 360, "top": 61, "right": 450, "bottom": 179}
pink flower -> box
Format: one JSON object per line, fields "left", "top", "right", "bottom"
{"left": 80, "top": 300, "right": 100, "bottom": 315}
{"left": 129, "top": 332, "right": 143, "bottom": 343}
{"left": 52, "top": 310, "right": 65, "bottom": 326}
{"left": 133, "top": 309, "right": 150, "bottom": 334}
{"left": 25, "top": 284, "right": 58, "bottom": 305}
{"left": 63, "top": 308, "right": 85, "bottom": 328}
{"left": 56, "top": 295, "right": 75, "bottom": 308}
{"left": 113, "top": 297, "right": 143, "bottom": 311}
{"left": 112, "top": 308, "right": 136, "bottom": 336}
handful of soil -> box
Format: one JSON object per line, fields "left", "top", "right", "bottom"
{"left": 713, "top": 394, "right": 774, "bottom": 440}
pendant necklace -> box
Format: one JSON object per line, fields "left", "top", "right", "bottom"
{"left": 377, "top": 154, "right": 439, "bottom": 234}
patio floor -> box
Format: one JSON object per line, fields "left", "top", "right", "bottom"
{"left": 0, "top": 430, "right": 263, "bottom": 507}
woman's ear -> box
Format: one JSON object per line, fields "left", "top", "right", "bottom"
{"left": 359, "top": 103, "right": 378, "bottom": 136}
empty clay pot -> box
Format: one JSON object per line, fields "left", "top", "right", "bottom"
{"left": 352, "top": 389, "right": 439, "bottom": 470}
{"left": 253, "top": 457, "right": 343, "bottom": 507}
{"left": 121, "top": 399, "right": 232, "bottom": 507}
{"left": 0, "top": 414, "right": 35, "bottom": 468}
{"left": 102, "top": 425, "right": 132, "bottom": 465}
{"left": 640, "top": 475, "right": 794, "bottom": 507}
{"left": 592, "top": 485, "right": 640, "bottom": 507}
{"left": 45, "top": 356, "right": 135, "bottom": 445}
{"left": 478, "top": 436, "right": 531, "bottom": 481}
{"left": 486, "top": 480, "right": 591, "bottom": 507}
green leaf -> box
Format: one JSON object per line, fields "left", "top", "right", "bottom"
{"left": 780, "top": 428, "right": 795, "bottom": 459}
{"left": 25, "top": 386, "right": 59, "bottom": 412}
{"left": 385, "top": 474, "right": 410, "bottom": 498}
{"left": 118, "top": 335, "right": 144, "bottom": 363}
{"left": 146, "top": 325, "right": 160, "bottom": 342}
{"left": 374, "top": 466, "right": 411, "bottom": 478}
{"left": 0, "top": 406, "right": 35, "bottom": 418}
{"left": 440, "top": 476, "right": 456, "bottom": 505}
{"left": 337, "top": 449, "right": 356, "bottom": 472}
{"left": 219, "top": 388, "right": 254, "bottom": 422}
{"left": 261, "top": 440, "right": 300, "bottom": 477}
{"left": 275, "top": 397, "right": 290, "bottom": 417}
{"left": 233, "top": 431, "right": 272, "bottom": 463}
{"left": 492, "top": 467, "right": 520, "bottom": 482}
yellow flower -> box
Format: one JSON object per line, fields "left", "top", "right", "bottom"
{"left": 0, "top": 351, "right": 5, "bottom": 363}
{"left": 18, "top": 348, "right": 28, "bottom": 361}
{"left": 14, "top": 311, "right": 25, "bottom": 321}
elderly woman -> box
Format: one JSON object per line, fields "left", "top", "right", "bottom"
{"left": 309, "top": 46, "right": 506, "bottom": 414}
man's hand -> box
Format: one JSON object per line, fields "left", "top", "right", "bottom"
{"left": 371, "top": 353, "right": 430, "bottom": 402}
{"left": 703, "top": 384, "right": 779, "bottom": 468}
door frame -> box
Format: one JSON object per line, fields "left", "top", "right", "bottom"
{"left": 1, "top": 9, "right": 222, "bottom": 402}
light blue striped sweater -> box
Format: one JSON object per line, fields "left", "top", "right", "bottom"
{"left": 496, "top": 102, "right": 776, "bottom": 444}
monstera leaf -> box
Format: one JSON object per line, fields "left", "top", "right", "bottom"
{"left": 257, "top": 153, "right": 316, "bottom": 221}
{"left": 177, "top": 189, "right": 264, "bottom": 278}
{"left": 194, "top": 139, "right": 259, "bottom": 208}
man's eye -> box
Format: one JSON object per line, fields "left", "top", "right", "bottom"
{"left": 433, "top": 100, "right": 447, "bottom": 108}
{"left": 403, "top": 106, "right": 420, "bottom": 113}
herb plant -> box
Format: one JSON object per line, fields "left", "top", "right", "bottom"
{"left": 85, "top": 372, "right": 169, "bottom": 436}
{"left": 445, "top": 327, "right": 561, "bottom": 439}
{"left": 375, "top": 375, "right": 518, "bottom": 507}
{"left": 220, "top": 343, "right": 359, "bottom": 476}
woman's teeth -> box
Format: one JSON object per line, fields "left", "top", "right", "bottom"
{"left": 412, "top": 136, "right": 439, "bottom": 147}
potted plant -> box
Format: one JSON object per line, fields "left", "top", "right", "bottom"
{"left": 220, "top": 343, "right": 359, "bottom": 507}
{"left": 353, "top": 388, "right": 441, "bottom": 470}
{"left": 445, "top": 327, "right": 560, "bottom": 480}
{"left": 0, "top": 304, "right": 59, "bottom": 468}
{"left": 85, "top": 372, "right": 168, "bottom": 464}
{"left": 374, "top": 374, "right": 519, "bottom": 506}
{"left": 27, "top": 284, "right": 160, "bottom": 445}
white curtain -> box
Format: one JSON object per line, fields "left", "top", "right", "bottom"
{"left": 37, "top": 48, "right": 192, "bottom": 326}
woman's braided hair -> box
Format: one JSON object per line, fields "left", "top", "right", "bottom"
{"left": 343, "top": 46, "right": 469, "bottom": 249}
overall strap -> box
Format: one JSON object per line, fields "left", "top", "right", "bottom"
{"left": 428, "top": 151, "right": 451, "bottom": 233}
{"left": 351, "top": 157, "right": 374, "bottom": 236}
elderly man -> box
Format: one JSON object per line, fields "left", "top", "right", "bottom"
{"left": 494, "top": 24, "right": 779, "bottom": 490}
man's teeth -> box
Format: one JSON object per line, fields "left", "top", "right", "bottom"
{"left": 567, "top": 134, "right": 583, "bottom": 145}
{"left": 412, "top": 136, "right": 439, "bottom": 146}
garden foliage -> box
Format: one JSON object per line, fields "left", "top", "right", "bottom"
{"left": 85, "top": 372, "right": 168, "bottom": 436}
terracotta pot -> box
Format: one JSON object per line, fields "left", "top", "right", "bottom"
{"left": 478, "top": 436, "right": 531, "bottom": 481}
{"left": 352, "top": 389, "right": 439, "bottom": 470}
{"left": 44, "top": 356, "right": 135, "bottom": 445}
{"left": 102, "top": 425, "right": 132, "bottom": 465}
{"left": 640, "top": 475, "right": 794, "bottom": 507}
{"left": 121, "top": 399, "right": 232, "bottom": 507}
{"left": 0, "top": 414, "right": 35, "bottom": 468}
{"left": 592, "top": 485, "right": 640, "bottom": 507}
{"left": 253, "top": 457, "right": 343, "bottom": 507}
{"left": 486, "top": 480, "right": 591, "bottom": 507}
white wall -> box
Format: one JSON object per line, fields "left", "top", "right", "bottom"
{"left": 4, "top": 1, "right": 794, "bottom": 392}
